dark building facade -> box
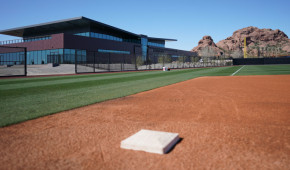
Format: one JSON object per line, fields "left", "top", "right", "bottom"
{"left": 0, "top": 16, "right": 196, "bottom": 66}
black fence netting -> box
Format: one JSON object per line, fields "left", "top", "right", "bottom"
{"left": 233, "top": 57, "right": 290, "bottom": 65}
{"left": 76, "top": 51, "right": 137, "bottom": 73}
{"left": 0, "top": 46, "right": 26, "bottom": 76}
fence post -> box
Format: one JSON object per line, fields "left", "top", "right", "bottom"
{"left": 93, "top": 51, "right": 96, "bottom": 73}
{"left": 183, "top": 56, "right": 185, "bottom": 68}
{"left": 163, "top": 54, "right": 165, "bottom": 67}
{"left": 24, "top": 47, "right": 27, "bottom": 76}
{"left": 108, "top": 53, "right": 110, "bottom": 72}
{"left": 135, "top": 54, "right": 137, "bottom": 70}
{"left": 122, "top": 54, "right": 124, "bottom": 71}
{"left": 75, "top": 50, "right": 77, "bottom": 74}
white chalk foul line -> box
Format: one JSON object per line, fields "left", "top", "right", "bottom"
{"left": 231, "top": 65, "right": 245, "bottom": 76}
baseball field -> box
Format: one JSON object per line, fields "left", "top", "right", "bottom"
{"left": 0, "top": 64, "right": 290, "bottom": 169}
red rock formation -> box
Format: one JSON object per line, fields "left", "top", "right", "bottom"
{"left": 192, "top": 27, "right": 290, "bottom": 58}
{"left": 216, "top": 26, "right": 290, "bottom": 57}
{"left": 191, "top": 36, "right": 223, "bottom": 56}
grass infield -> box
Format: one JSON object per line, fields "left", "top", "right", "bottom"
{"left": 1, "top": 64, "right": 290, "bottom": 127}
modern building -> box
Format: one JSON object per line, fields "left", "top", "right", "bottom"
{"left": 0, "top": 16, "right": 200, "bottom": 76}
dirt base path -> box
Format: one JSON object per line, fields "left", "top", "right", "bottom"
{"left": 1, "top": 75, "right": 290, "bottom": 170}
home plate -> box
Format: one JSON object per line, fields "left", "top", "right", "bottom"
{"left": 120, "top": 129, "right": 180, "bottom": 154}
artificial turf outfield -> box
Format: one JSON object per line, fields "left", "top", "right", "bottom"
{"left": 1, "top": 64, "right": 290, "bottom": 127}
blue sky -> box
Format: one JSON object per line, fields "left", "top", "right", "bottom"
{"left": 0, "top": 0, "right": 289, "bottom": 51}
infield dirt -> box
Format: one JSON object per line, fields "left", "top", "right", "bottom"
{"left": 0, "top": 75, "right": 289, "bottom": 169}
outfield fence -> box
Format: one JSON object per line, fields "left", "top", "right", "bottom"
{"left": 76, "top": 51, "right": 137, "bottom": 73}
{"left": 0, "top": 46, "right": 233, "bottom": 76}
{"left": 0, "top": 46, "right": 27, "bottom": 76}
{"left": 76, "top": 51, "right": 233, "bottom": 73}
{"left": 233, "top": 57, "right": 290, "bottom": 65}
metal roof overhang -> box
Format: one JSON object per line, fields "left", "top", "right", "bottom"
{"left": 0, "top": 16, "right": 177, "bottom": 41}
{"left": 0, "top": 17, "right": 141, "bottom": 38}
{"left": 0, "top": 17, "right": 85, "bottom": 37}
{"left": 147, "top": 37, "right": 177, "bottom": 42}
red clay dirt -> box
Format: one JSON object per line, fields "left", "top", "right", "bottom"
{"left": 0, "top": 75, "right": 290, "bottom": 170}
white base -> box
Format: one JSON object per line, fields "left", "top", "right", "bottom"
{"left": 120, "top": 129, "right": 180, "bottom": 154}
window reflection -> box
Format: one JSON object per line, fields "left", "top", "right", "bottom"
{"left": 148, "top": 42, "right": 165, "bottom": 48}
{"left": 74, "top": 32, "right": 143, "bottom": 44}
{"left": 98, "top": 49, "right": 130, "bottom": 54}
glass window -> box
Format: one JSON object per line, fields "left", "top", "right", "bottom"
{"left": 141, "top": 37, "right": 148, "bottom": 61}
{"left": 8, "top": 53, "right": 11, "bottom": 64}
{"left": 6, "top": 53, "right": 9, "bottom": 64}
{"left": 29, "top": 51, "right": 32, "bottom": 64}
{"left": 64, "top": 49, "right": 70, "bottom": 54}
{"left": 34, "top": 51, "right": 37, "bottom": 64}
{"left": 42, "top": 50, "right": 45, "bottom": 64}
{"left": 98, "top": 49, "right": 130, "bottom": 54}
{"left": 45, "top": 50, "right": 49, "bottom": 63}
{"left": 70, "top": 49, "right": 75, "bottom": 54}
{"left": 27, "top": 52, "right": 30, "bottom": 64}
{"left": 6, "top": 53, "right": 8, "bottom": 64}
{"left": 71, "top": 49, "right": 75, "bottom": 63}
{"left": 82, "top": 50, "right": 86, "bottom": 62}
{"left": 14, "top": 53, "right": 18, "bottom": 63}
{"left": 58, "top": 49, "right": 63, "bottom": 55}
{"left": 30, "top": 51, "right": 34, "bottom": 64}
{"left": 11, "top": 53, "right": 14, "bottom": 64}
{"left": 9, "top": 53, "right": 12, "bottom": 64}
{"left": 3, "top": 54, "right": 6, "bottom": 65}
{"left": 37, "top": 51, "right": 41, "bottom": 64}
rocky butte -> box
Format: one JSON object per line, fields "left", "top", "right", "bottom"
{"left": 192, "top": 26, "right": 290, "bottom": 58}
{"left": 191, "top": 36, "right": 223, "bottom": 57}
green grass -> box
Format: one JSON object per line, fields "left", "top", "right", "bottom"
{"left": 234, "top": 64, "right": 290, "bottom": 76}
{"left": 1, "top": 64, "right": 290, "bottom": 127}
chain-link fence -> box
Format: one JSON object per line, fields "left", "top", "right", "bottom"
{"left": 0, "top": 47, "right": 233, "bottom": 76}
{"left": 76, "top": 51, "right": 136, "bottom": 73}
{"left": 0, "top": 46, "right": 26, "bottom": 76}
{"left": 135, "top": 54, "right": 232, "bottom": 70}
{"left": 76, "top": 50, "right": 232, "bottom": 73}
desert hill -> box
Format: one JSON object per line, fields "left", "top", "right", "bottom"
{"left": 191, "top": 36, "right": 223, "bottom": 57}
{"left": 192, "top": 26, "right": 290, "bottom": 58}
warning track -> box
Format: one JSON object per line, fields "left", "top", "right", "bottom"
{"left": 0, "top": 75, "right": 290, "bottom": 169}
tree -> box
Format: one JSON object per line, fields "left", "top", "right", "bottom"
{"left": 178, "top": 56, "right": 184, "bottom": 63}
{"left": 136, "top": 56, "right": 144, "bottom": 66}
{"left": 158, "top": 55, "right": 171, "bottom": 63}
{"left": 199, "top": 46, "right": 217, "bottom": 58}
{"left": 231, "top": 49, "right": 244, "bottom": 58}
